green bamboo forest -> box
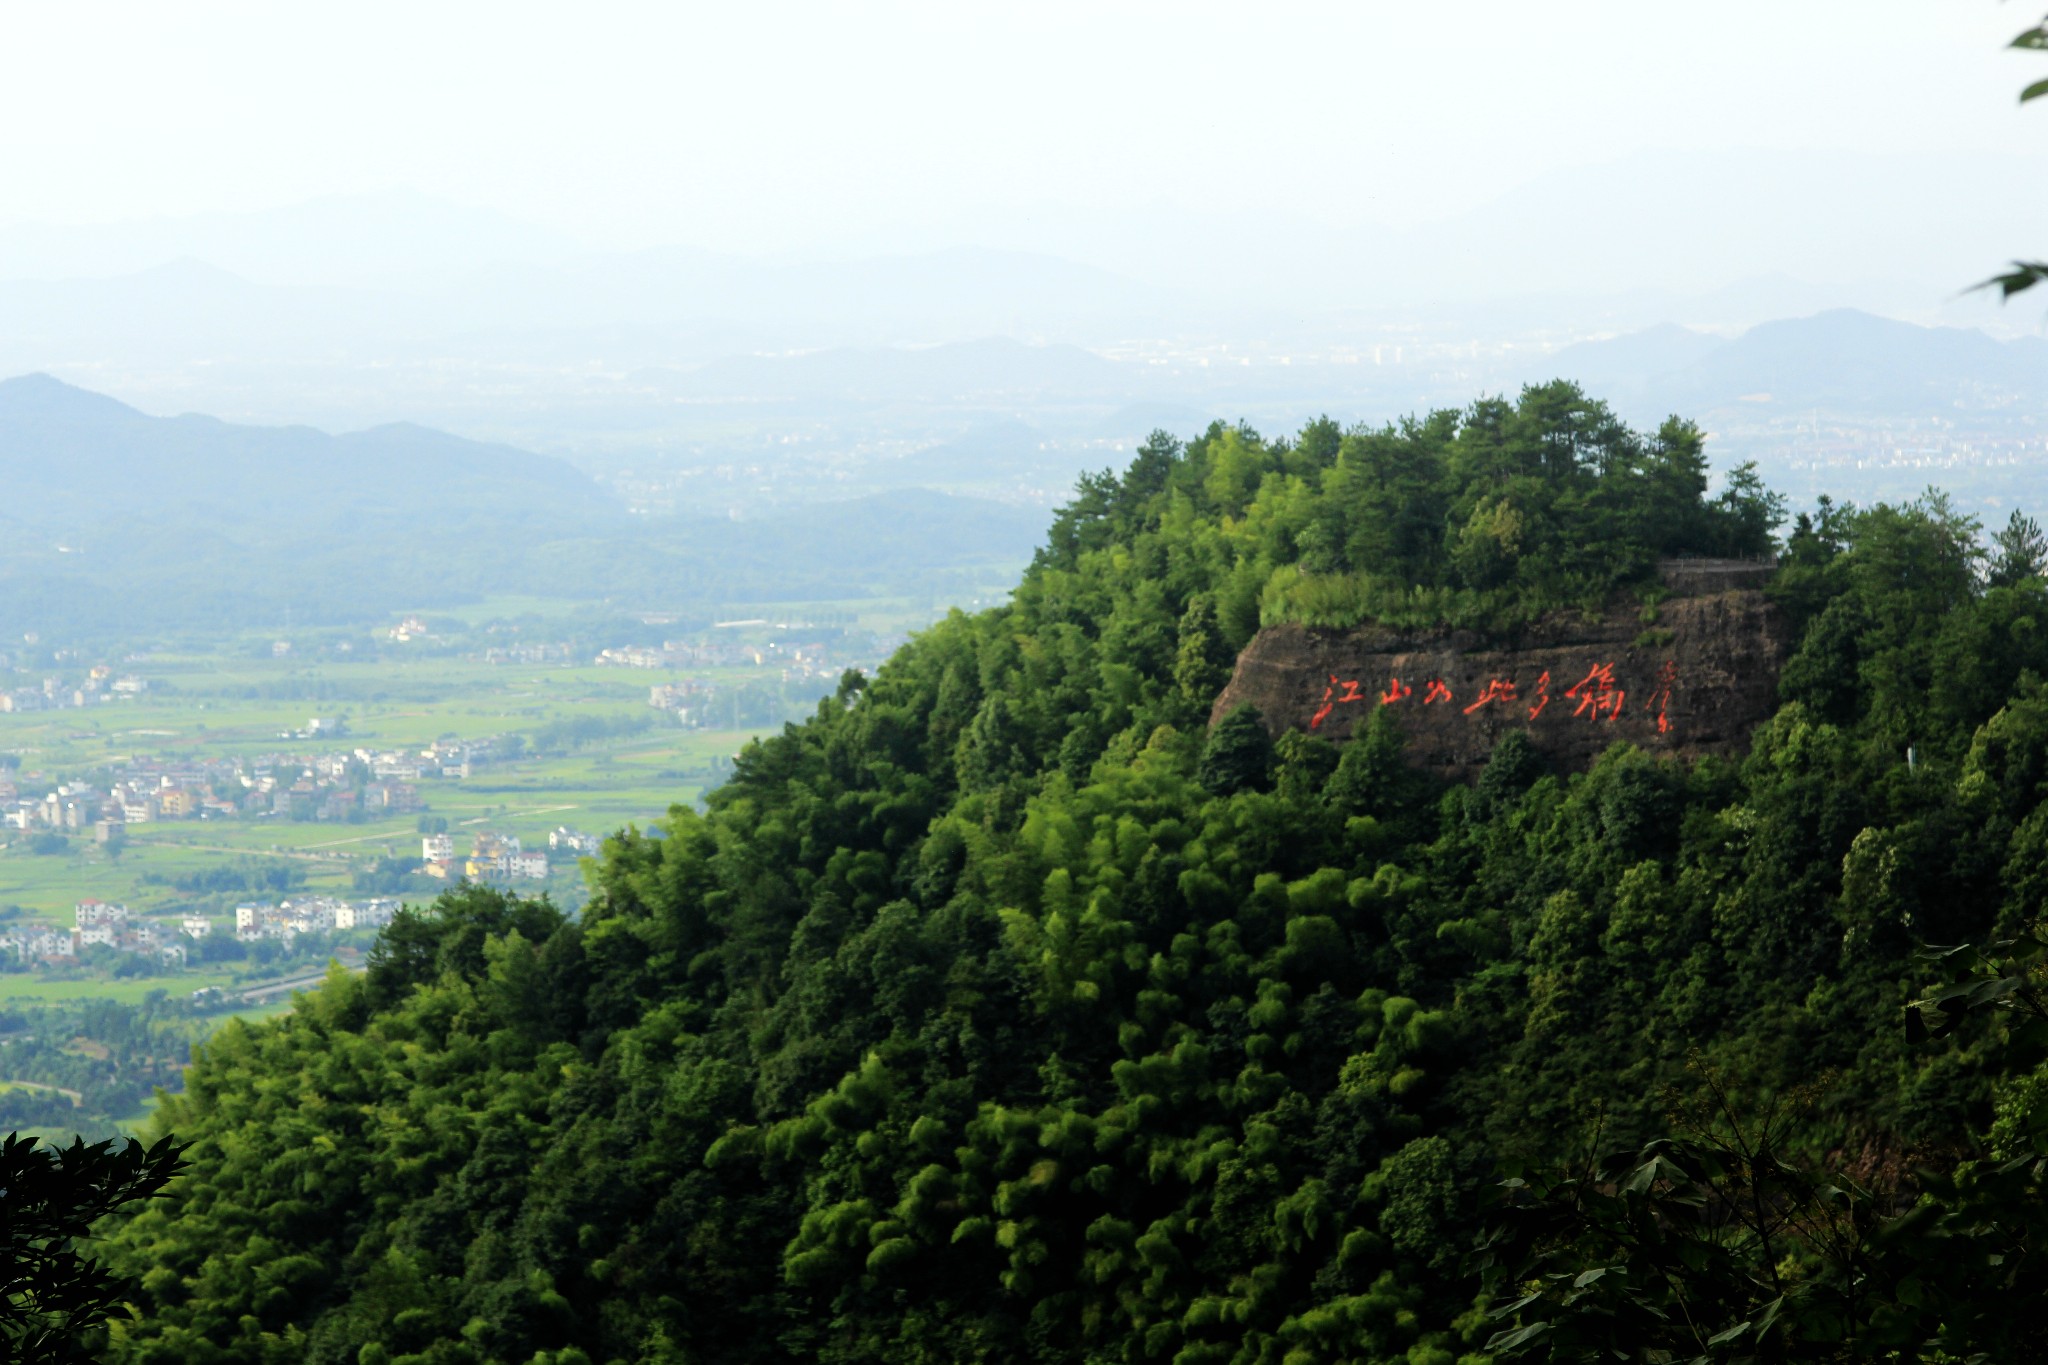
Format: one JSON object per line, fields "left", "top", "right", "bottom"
{"left": 62, "top": 384, "right": 2048, "bottom": 1361}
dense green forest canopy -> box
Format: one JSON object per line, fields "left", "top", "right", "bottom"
{"left": 0, "top": 995, "right": 226, "bottom": 1142}
{"left": 1043, "top": 385, "right": 1778, "bottom": 635}
{"left": 72, "top": 383, "right": 2048, "bottom": 1363}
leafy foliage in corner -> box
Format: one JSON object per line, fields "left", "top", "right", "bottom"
{"left": 1975, "top": 15, "right": 2048, "bottom": 300}
{"left": 1, "top": 1133, "right": 187, "bottom": 1364}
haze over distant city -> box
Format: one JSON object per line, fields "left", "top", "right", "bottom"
{"left": 4, "top": 0, "right": 2048, "bottom": 546}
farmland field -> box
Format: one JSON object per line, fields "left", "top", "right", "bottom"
{"left": 0, "top": 587, "right": 1011, "bottom": 938}
{"left": 0, "top": 694, "right": 759, "bottom": 927}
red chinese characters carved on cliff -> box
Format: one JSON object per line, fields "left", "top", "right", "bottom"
{"left": 1643, "top": 661, "right": 1678, "bottom": 734}
{"left": 1462, "top": 678, "right": 1518, "bottom": 715}
{"left": 1564, "top": 663, "right": 1625, "bottom": 722}
{"left": 1307, "top": 661, "right": 1677, "bottom": 735}
{"left": 1309, "top": 675, "right": 1370, "bottom": 730}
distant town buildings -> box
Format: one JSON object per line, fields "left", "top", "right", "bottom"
{"left": 0, "top": 736, "right": 507, "bottom": 837}
{"left": 601, "top": 635, "right": 876, "bottom": 687}
{"left": 418, "top": 830, "right": 550, "bottom": 884}
{"left": 647, "top": 682, "right": 705, "bottom": 721}
{"left": 235, "top": 897, "right": 400, "bottom": 942}
{"left": 0, "top": 669, "right": 150, "bottom": 713}
{"left": 478, "top": 643, "right": 574, "bottom": 665}
{"left": 2, "top": 927, "right": 75, "bottom": 961}
{"left": 549, "top": 826, "right": 603, "bottom": 856}
{"left": 0, "top": 900, "right": 193, "bottom": 966}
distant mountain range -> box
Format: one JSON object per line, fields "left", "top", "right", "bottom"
{"left": 0, "top": 373, "right": 611, "bottom": 536}
{"left": 1533, "top": 309, "right": 2048, "bottom": 417}
{"left": 0, "top": 376, "right": 1046, "bottom": 638}
{"left": 6, "top": 301, "right": 2047, "bottom": 642}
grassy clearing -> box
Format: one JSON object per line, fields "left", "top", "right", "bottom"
{"left": 221, "top": 998, "right": 299, "bottom": 1026}
{"left": 0, "top": 970, "right": 247, "bottom": 1006}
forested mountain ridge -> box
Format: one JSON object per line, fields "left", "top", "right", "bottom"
{"left": 0, "top": 375, "right": 1045, "bottom": 635}
{"left": 0, "top": 372, "right": 612, "bottom": 525}
{"left": 90, "top": 383, "right": 2048, "bottom": 1363}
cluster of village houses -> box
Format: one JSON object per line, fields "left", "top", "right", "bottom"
{"left": 0, "top": 830, "right": 608, "bottom": 970}
{"left": 0, "top": 733, "right": 529, "bottom": 836}
{"left": 402, "top": 611, "right": 891, "bottom": 682}
{"left": 645, "top": 681, "right": 712, "bottom": 720}
{"left": 479, "top": 643, "right": 578, "bottom": 665}
{"left": 415, "top": 825, "right": 602, "bottom": 883}
{"left": 597, "top": 638, "right": 805, "bottom": 671}
{"left": 0, "top": 895, "right": 407, "bottom": 967}
{"left": 1, "top": 900, "right": 195, "bottom": 967}
{"left": 0, "top": 666, "right": 152, "bottom": 713}
{"left": 420, "top": 830, "right": 548, "bottom": 881}
{"left": 600, "top": 635, "right": 902, "bottom": 720}
{"left": 232, "top": 896, "right": 401, "bottom": 941}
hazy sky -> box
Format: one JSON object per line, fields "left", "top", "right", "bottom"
{"left": 0, "top": 2, "right": 2034, "bottom": 245}
{"left": 0, "top": 0, "right": 2044, "bottom": 323}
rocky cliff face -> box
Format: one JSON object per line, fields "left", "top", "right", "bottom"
{"left": 1210, "top": 568, "right": 1787, "bottom": 781}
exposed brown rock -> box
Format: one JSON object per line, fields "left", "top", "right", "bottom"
{"left": 1209, "top": 567, "right": 1788, "bottom": 782}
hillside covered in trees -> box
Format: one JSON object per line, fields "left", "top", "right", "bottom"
{"left": 84, "top": 383, "right": 2048, "bottom": 1362}
{"left": 0, "top": 375, "right": 1044, "bottom": 639}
